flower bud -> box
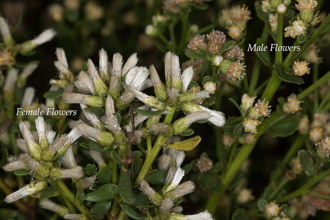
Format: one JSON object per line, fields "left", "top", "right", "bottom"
{"left": 168, "top": 181, "right": 195, "bottom": 200}
{"left": 5, "top": 180, "right": 47, "bottom": 203}
{"left": 145, "top": 25, "right": 157, "bottom": 36}
{"left": 20, "top": 29, "right": 56, "bottom": 54}
{"left": 62, "top": 93, "right": 104, "bottom": 107}
{"left": 298, "top": 115, "right": 309, "bottom": 134}
{"left": 243, "top": 118, "right": 261, "bottom": 134}
{"left": 0, "top": 17, "right": 14, "bottom": 47}
{"left": 151, "top": 69, "right": 167, "bottom": 101}
{"left": 21, "top": 87, "right": 35, "bottom": 108}
{"left": 89, "top": 150, "right": 106, "bottom": 168}
{"left": 109, "top": 53, "right": 123, "bottom": 99}
{"left": 74, "top": 71, "right": 95, "bottom": 94}
{"left": 122, "top": 53, "right": 138, "bottom": 76}
{"left": 50, "top": 166, "right": 84, "bottom": 179}
{"left": 98, "top": 48, "right": 109, "bottom": 83}
{"left": 40, "top": 200, "right": 69, "bottom": 217}
{"left": 172, "top": 111, "right": 210, "bottom": 135}
{"left": 87, "top": 59, "right": 107, "bottom": 96}
{"left": 17, "top": 63, "right": 38, "bottom": 88}
{"left": 163, "top": 167, "right": 185, "bottom": 194}
{"left": 19, "top": 121, "right": 42, "bottom": 160}
{"left": 129, "top": 86, "right": 165, "bottom": 110}
{"left": 140, "top": 180, "right": 162, "bottom": 205}
{"left": 179, "top": 91, "right": 210, "bottom": 102}
{"left": 317, "top": 137, "right": 329, "bottom": 158}
{"left": 76, "top": 123, "right": 114, "bottom": 146}
{"left": 277, "top": 3, "right": 287, "bottom": 14}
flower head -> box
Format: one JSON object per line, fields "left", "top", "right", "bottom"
{"left": 283, "top": 94, "right": 303, "bottom": 114}
{"left": 293, "top": 60, "right": 310, "bottom": 76}
{"left": 285, "top": 18, "right": 306, "bottom": 38}
{"left": 196, "top": 156, "right": 213, "bottom": 172}
{"left": 265, "top": 201, "right": 280, "bottom": 217}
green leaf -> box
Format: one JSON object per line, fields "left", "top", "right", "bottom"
{"left": 134, "top": 108, "right": 163, "bottom": 116}
{"left": 90, "top": 202, "right": 111, "bottom": 220}
{"left": 97, "top": 165, "right": 112, "bottom": 184}
{"left": 255, "top": 38, "right": 272, "bottom": 67}
{"left": 146, "top": 170, "right": 167, "bottom": 185}
{"left": 13, "top": 170, "right": 30, "bottom": 176}
{"left": 223, "top": 117, "right": 242, "bottom": 137}
{"left": 221, "top": 40, "right": 236, "bottom": 53}
{"left": 257, "top": 199, "right": 268, "bottom": 212}
{"left": 85, "top": 184, "right": 118, "bottom": 202}
{"left": 232, "top": 209, "right": 249, "bottom": 220}
{"left": 43, "top": 89, "right": 64, "bottom": 99}
{"left": 185, "top": 49, "right": 201, "bottom": 59}
{"left": 167, "top": 136, "right": 201, "bottom": 151}
{"left": 179, "top": 128, "right": 194, "bottom": 136}
{"left": 267, "top": 115, "right": 299, "bottom": 137}
{"left": 39, "top": 184, "right": 57, "bottom": 201}
{"left": 298, "top": 150, "right": 315, "bottom": 176}
{"left": 132, "top": 158, "right": 143, "bottom": 180}
{"left": 131, "top": 192, "right": 153, "bottom": 208}
{"left": 120, "top": 203, "right": 146, "bottom": 220}
{"left": 276, "top": 64, "right": 304, "bottom": 85}
{"left": 119, "top": 171, "right": 133, "bottom": 203}
{"left": 110, "top": 150, "right": 122, "bottom": 164}
{"left": 76, "top": 189, "right": 85, "bottom": 203}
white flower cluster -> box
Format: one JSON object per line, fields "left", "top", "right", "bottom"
{"left": 140, "top": 148, "right": 213, "bottom": 220}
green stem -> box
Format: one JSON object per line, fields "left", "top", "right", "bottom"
{"left": 136, "top": 107, "right": 176, "bottom": 184}
{"left": 112, "top": 162, "right": 118, "bottom": 184}
{"left": 307, "top": 192, "right": 330, "bottom": 200}
{"left": 261, "top": 14, "right": 283, "bottom": 101}
{"left": 297, "top": 71, "right": 330, "bottom": 100}
{"left": 56, "top": 180, "right": 88, "bottom": 215}
{"left": 267, "top": 177, "right": 289, "bottom": 201}
{"left": 178, "top": 10, "right": 190, "bottom": 53}
{"left": 271, "top": 135, "right": 305, "bottom": 182}
{"left": 197, "top": 24, "right": 215, "bottom": 34}
{"left": 277, "top": 169, "right": 330, "bottom": 202}
{"left": 206, "top": 112, "right": 281, "bottom": 213}
{"left": 283, "top": 13, "right": 330, "bottom": 68}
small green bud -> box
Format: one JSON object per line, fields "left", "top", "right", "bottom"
{"left": 300, "top": 11, "right": 313, "bottom": 23}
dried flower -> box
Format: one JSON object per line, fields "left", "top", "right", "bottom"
{"left": 285, "top": 18, "right": 306, "bottom": 38}
{"left": 317, "top": 136, "right": 330, "bottom": 158}
{"left": 304, "top": 45, "right": 322, "bottom": 63}
{"left": 298, "top": 115, "right": 309, "bottom": 134}
{"left": 243, "top": 118, "right": 261, "bottom": 134}
{"left": 291, "top": 157, "right": 303, "bottom": 174}
{"left": 265, "top": 201, "right": 280, "bottom": 217}
{"left": 241, "top": 94, "right": 256, "bottom": 113}
{"left": 283, "top": 94, "right": 303, "bottom": 114}
{"left": 206, "top": 30, "right": 226, "bottom": 54}
{"left": 196, "top": 156, "right": 213, "bottom": 172}
{"left": 309, "top": 127, "right": 323, "bottom": 142}
{"left": 84, "top": 2, "right": 104, "bottom": 20}
{"left": 254, "top": 100, "right": 271, "bottom": 117}
{"left": 223, "top": 45, "right": 244, "bottom": 61}
{"left": 187, "top": 34, "right": 207, "bottom": 52}
{"left": 237, "top": 188, "right": 254, "bottom": 203}
{"left": 269, "top": 13, "right": 278, "bottom": 32}
{"left": 203, "top": 81, "right": 216, "bottom": 94}
{"left": 293, "top": 60, "right": 310, "bottom": 76}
